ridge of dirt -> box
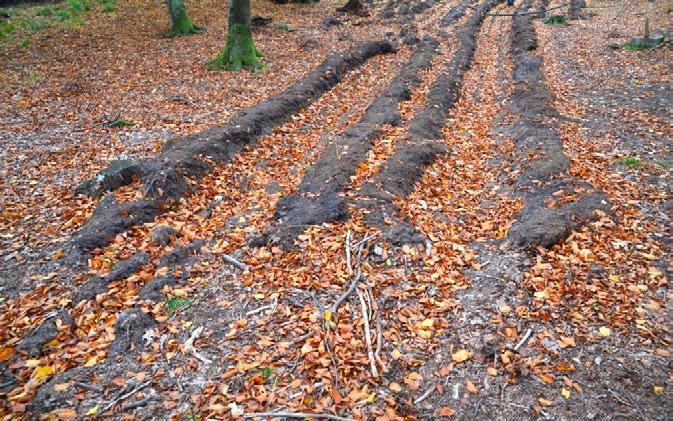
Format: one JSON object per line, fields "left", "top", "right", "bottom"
{"left": 262, "top": 36, "right": 441, "bottom": 248}
{"left": 1, "top": 0, "right": 671, "bottom": 419}
{"left": 357, "top": 0, "right": 500, "bottom": 245}
{"left": 72, "top": 40, "right": 395, "bottom": 254}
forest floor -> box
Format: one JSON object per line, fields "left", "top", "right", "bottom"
{"left": 0, "top": 0, "right": 671, "bottom": 419}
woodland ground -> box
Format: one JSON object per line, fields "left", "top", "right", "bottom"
{"left": 0, "top": 0, "right": 671, "bottom": 419}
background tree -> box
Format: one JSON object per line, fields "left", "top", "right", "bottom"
{"left": 207, "top": 0, "right": 263, "bottom": 71}
{"left": 166, "top": 0, "right": 201, "bottom": 35}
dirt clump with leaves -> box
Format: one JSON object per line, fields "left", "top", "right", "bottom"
{"left": 0, "top": 0, "right": 671, "bottom": 419}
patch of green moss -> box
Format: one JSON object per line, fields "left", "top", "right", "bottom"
{"left": 208, "top": 23, "right": 264, "bottom": 71}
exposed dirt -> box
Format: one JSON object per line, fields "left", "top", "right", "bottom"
{"left": 0, "top": 0, "right": 671, "bottom": 419}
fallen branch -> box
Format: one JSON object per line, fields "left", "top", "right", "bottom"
{"left": 223, "top": 254, "right": 249, "bottom": 271}
{"left": 345, "top": 230, "right": 352, "bottom": 275}
{"left": 75, "top": 382, "right": 103, "bottom": 393}
{"left": 245, "top": 298, "right": 278, "bottom": 316}
{"left": 413, "top": 385, "right": 435, "bottom": 405}
{"left": 357, "top": 289, "right": 379, "bottom": 378}
{"left": 329, "top": 239, "right": 366, "bottom": 315}
{"left": 514, "top": 328, "right": 533, "bottom": 351}
{"left": 184, "top": 326, "right": 213, "bottom": 364}
{"left": 244, "top": 412, "right": 353, "bottom": 421}
{"left": 370, "top": 290, "right": 385, "bottom": 373}
{"left": 100, "top": 379, "right": 152, "bottom": 415}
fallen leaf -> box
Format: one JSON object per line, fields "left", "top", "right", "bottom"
{"left": 538, "top": 398, "right": 553, "bottom": 406}
{"left": 599, "top": 326, "right": 611, "bottom": 337}
{"left": 561, "top": 388, "right": 571, "bottom": 398}
{"left": 437, "top": 406, "right": 455, "bottom": 417}
{"left": 466, "top": 380, "right": 478, "bottom": 394}
{"left": 85, "top": 405, "right": 99, "bottom": 416}
{"left": 389, "top": 382, "right": 402, "bottom": 393}
{"left": 34, "top": 365, "right": 54, "bottom": 379}
{"left": 451, "top": 349, "right": 472, "bottom": 363}
{"left": 0, "top": 347, "right": 15, "bottom": 361}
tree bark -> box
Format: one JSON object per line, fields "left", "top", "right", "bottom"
{"left": 208, "top": 0, "right": 263, "bottom": 71}
{"left": 166, "top": 0, "right": 201, "bottom": 35}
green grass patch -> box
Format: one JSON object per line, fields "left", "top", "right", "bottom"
{"left": 621, "top": 156, "right": 641, "bottom": 168}
{"left": 166, "top": 297, "right": 192, "bottom": 314}
{"left": 105, "top": 118, "right": 135, "bottom": 128}
{"left": 653, "top": 159, "right": 672, "bottom": 169}
{"left": 544, "top": 15, "right": 567, "bottom": 25}
{"left": 260, "top": 367, "right": 273, "bottom": 379}
{"left": 0, "top": 0, "right": 110, "bottom": 46}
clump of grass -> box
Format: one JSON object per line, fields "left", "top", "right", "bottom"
{"left": 544, "top": 15, "right": 567, "bottom": 25}
{"left": 105, "top": 118, "right": 135, "bottom": 128}
{"left": 166, "top": 297, "right": 192, "bottom": 314}
{"left": 653, "top": 159, "right": 672, "bottom": 169}
{"left": 96, "top": 0, "right": 116, "bottom": 13}
{"left": 0, "top": 20, "right": 15, "bottom": 41}
{"left": 621, "top": 156, "right": 641, "bottom": 168}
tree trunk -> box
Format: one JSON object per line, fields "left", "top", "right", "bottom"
{"left": 208, "top": 0, "right": 263, "bottom": 71}
{"left": 166, "top": 0, "right": 201, "bottom": 35}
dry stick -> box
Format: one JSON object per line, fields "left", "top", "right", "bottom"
{"left": 222, "top": 254, "right": 249, "bottom": 271}
{"left": 514, "top": 328, "right": 533, "bottom": 351}
{"left": 243, "top": 412, "right": 353, "bottom": 421}
{"left": 329, "top": 240, "right": 366, "bottom": 315}
{"left": 356, "top": 289, "right": 379, "bottom": 378}
{"left": 413, "top": 385, "right": 435, "bottom": 405}
{"left": 100, "top": 379, "right": 152, "bottom": 415}
{"left": 184, "top": 326, "right": 213, "bottom": 364}
{"left": 370, "top": 291, "right": 385, "bottom": 373}
{"left": 345, "top": 230, "right": 352, "bottom": 275}
{"left": 75, "top": 382, "right": 103, "bottom": 393}
{"left": 245, "top": 298, "right": 278, "bottom": 316}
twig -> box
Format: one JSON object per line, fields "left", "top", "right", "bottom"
{"left": 243, "top": 412, "right": 353, "bottom": 421}
{"left": 121, "top": 396, "right": 154, "bottom": 411}
{"left": 223, "top": 254, "right": 249, "bottom": 271}
{"left": 75, "top": 382, "right": 103, "bottom": 393}
{"left": 345, "top": 230, "right": 352, "bottom": 275}
{"left": 245, "top": 298, "right": 278, "bottom": 316}
{"left": 370, "top": 291, "right": 384, "bottom": 373}
{"left": 413, "top": 385, "right": 435, "bottom": 405}
{"left": 329, "top": 240, "right": 366, "bottom": 315}
{"left": 514, "top": 328, "right": 533, "bottom": 351}
{"left": 357, "top": 289, "right": 378, "bottom": 378}
{"left": 352, "top": 232, "right": 378, "bottom": 249}
{"left": 184, "top": 326, "right": 213, "bottom": 364}
{"left": 100, "top": 379, "right": 152, "bottom": 415}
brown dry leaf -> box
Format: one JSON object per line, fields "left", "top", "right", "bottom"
{"left": 538, "top": 398, "right": 553, "bottom": 406}
{"left": 389, "top": 382, "right": 402, "bottom": 393}
{"left": 437, "top": 406, "right": 456, "bottom": 417}
{"left": 466, "top": 380, "right": 478, "bottom": 394}
{"left": 52, "top": 408, "right": 77, "bottom": 420}
{"left": 0, "top": 347, "right": 15, "bottom": 361}
{"left": 487, "top": 367, "right": 498, "bottom": 376}
{"left": 539, "top": 374, "right": 555, "bottom": 384}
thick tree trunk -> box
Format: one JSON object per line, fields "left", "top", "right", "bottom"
{"left": 166, "top": 0, "right": 201, "bottom": 35}
{"left": 208, "top": 0, "right": 264, "bottom": 71}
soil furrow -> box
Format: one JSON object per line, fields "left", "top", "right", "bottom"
{"left": 358, "top": 0, "right": 500, "bottom": 244}
{"left": 70, "top": 41, "right": 394, "bottom": 254}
